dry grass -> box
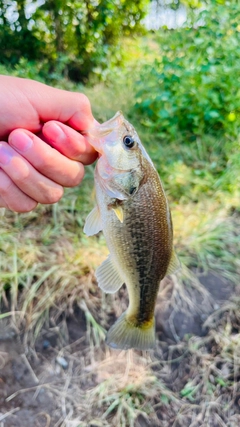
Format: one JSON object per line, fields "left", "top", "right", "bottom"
{"left": 2, "top": 291, "right": 240, "bottom": 426}
{"left": 173, "top": 202, "right": 240, "bottom": 284}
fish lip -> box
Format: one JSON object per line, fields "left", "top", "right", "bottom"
{"left": 83, "top": 111, "right": 125, "bottom": 155}
{"left": 82, "top": 120, "right": 102, "bottom": 154}
{"left": 84, "top": 132, "right": 104, "bottom": 155}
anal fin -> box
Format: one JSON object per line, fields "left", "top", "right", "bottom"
{"left": 166, "top": 249, "right": 181, "bottom": 276}
{"left": 96, "top": 256, "right": 124, "bottom": 294}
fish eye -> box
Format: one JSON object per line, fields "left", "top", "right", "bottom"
{"left": 123, "top": 135, "right": 135, "bottom": 149}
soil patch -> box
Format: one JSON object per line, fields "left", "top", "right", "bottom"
{"left": 0, "top": 271, "right": 237, "bottom": 426}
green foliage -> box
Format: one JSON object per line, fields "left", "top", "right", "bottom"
{"left": 0, "top": 0, "right": 149, "bottom": 81}
{"left": 134, "top": 1, "right": 240, "bottom": 141}
{"left": 161, "top": 0, "right": 206, "bottom": 9}
{"left": 0, "top": 0, "right": 46, "bottom": 64}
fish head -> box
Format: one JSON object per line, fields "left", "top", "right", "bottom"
{"left": 86, "top": 112, "right": 154, "bottom": 199}
{"left": 86, "top": 111, "right": 154, "bottom": 172}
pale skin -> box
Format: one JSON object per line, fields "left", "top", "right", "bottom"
{"left": 0, "top": 75, "right": 97, "bottom": 212}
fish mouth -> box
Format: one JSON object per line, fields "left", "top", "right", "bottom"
{"left": 84, "top": 111, "right": 124, "bottom": 155}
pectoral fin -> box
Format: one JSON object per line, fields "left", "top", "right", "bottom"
{"left": 83, "top": 206, "right": 102, "bottom": 236}
{"left": 96, "top": 256, "right": 124, "bottom": 294}
{"left": 166, "top": 250, "right": 181, "bottom": 275}
{"left": 112, "top": 206, "right": 124, "bottom": 223}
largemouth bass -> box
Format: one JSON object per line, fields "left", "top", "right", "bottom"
{"left": 84, "top": 112, "right": 180, "bottom": 350}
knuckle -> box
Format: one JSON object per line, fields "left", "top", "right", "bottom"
{"left": 76, "top": 93, "right": 91, "bottom": 113}
{"left": 36, "top": 155, "right": 54, "bottom": 171}
{"left": 0, "top": 172, "right": 14, "bottom": 196}
{"left": 78, "top": 93, "right": 90, "bottom": 107}
{"left": 14, "top": 166, "right": 31, "bottom": 183}
{"left": 67, "top": 166, "right": 85, "bottom": 187}
{"left": 42, "top": 186, "right": 64, "bottom": 204}
{"left": 68, "top": 146, "right": 85, "bottom": 161}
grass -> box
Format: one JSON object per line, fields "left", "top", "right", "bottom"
{"left": 4, "top": 293, "right": 240, "bottom": 426}
{"left": 0, "top": 34, "right": 240, "bottom": 427}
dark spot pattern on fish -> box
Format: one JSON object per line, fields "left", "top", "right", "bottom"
{"left": 119, "top": 163, "right": 173, "bottom": 326}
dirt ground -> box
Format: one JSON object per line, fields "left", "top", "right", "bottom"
{"left": 0, "top": 271, "right": 238, "bottom": 427}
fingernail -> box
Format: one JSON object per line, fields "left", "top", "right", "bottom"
{"left": 44, "top": 123, "right": 66, "bottom": 143}
{"left": 10, "top": 132, "right": 33, "bottom": 152}
{"left": 0, "top": 143, "right": 12, "bottom": 165}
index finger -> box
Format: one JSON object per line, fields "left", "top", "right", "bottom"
{"left": 42, "top": 121, "right": 97, "bottom": 164}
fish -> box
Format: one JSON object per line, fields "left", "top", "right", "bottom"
{"left": 83, "top": 111, "right": 180, "bottom": 350}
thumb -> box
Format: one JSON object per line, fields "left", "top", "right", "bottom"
{"left": 28, "top": 80, "right": 94, "bottom": 131}
{"left": 1, "top": 76, "right": 94, "bottom": 134}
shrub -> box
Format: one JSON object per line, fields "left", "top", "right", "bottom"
{"left": 134, "top": 1, "right": 240, "bottom": 141}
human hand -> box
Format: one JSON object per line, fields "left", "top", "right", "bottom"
{"left": 0, "top": 75, "right": 97, "bottom": 212}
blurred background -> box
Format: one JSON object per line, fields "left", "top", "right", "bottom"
{"left": 0, "top": 1, "right": 240, "bottom": 426}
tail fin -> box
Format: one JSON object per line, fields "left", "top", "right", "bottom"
{"left": 106, "top": 312, "right": 155, "bottom": 350}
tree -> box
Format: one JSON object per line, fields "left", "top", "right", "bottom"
{"left": 0, "top": 0, "right": 149, "bottom": 80}
{"left": 0, "top": 0, "right": 46, "bottom": 64}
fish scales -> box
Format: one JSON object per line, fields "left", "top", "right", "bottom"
{"left": 84, "top": 111, "right": 180, "bottom": 350}
{"left": 108, "top": 168, "right": 171, "bottom": 324}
